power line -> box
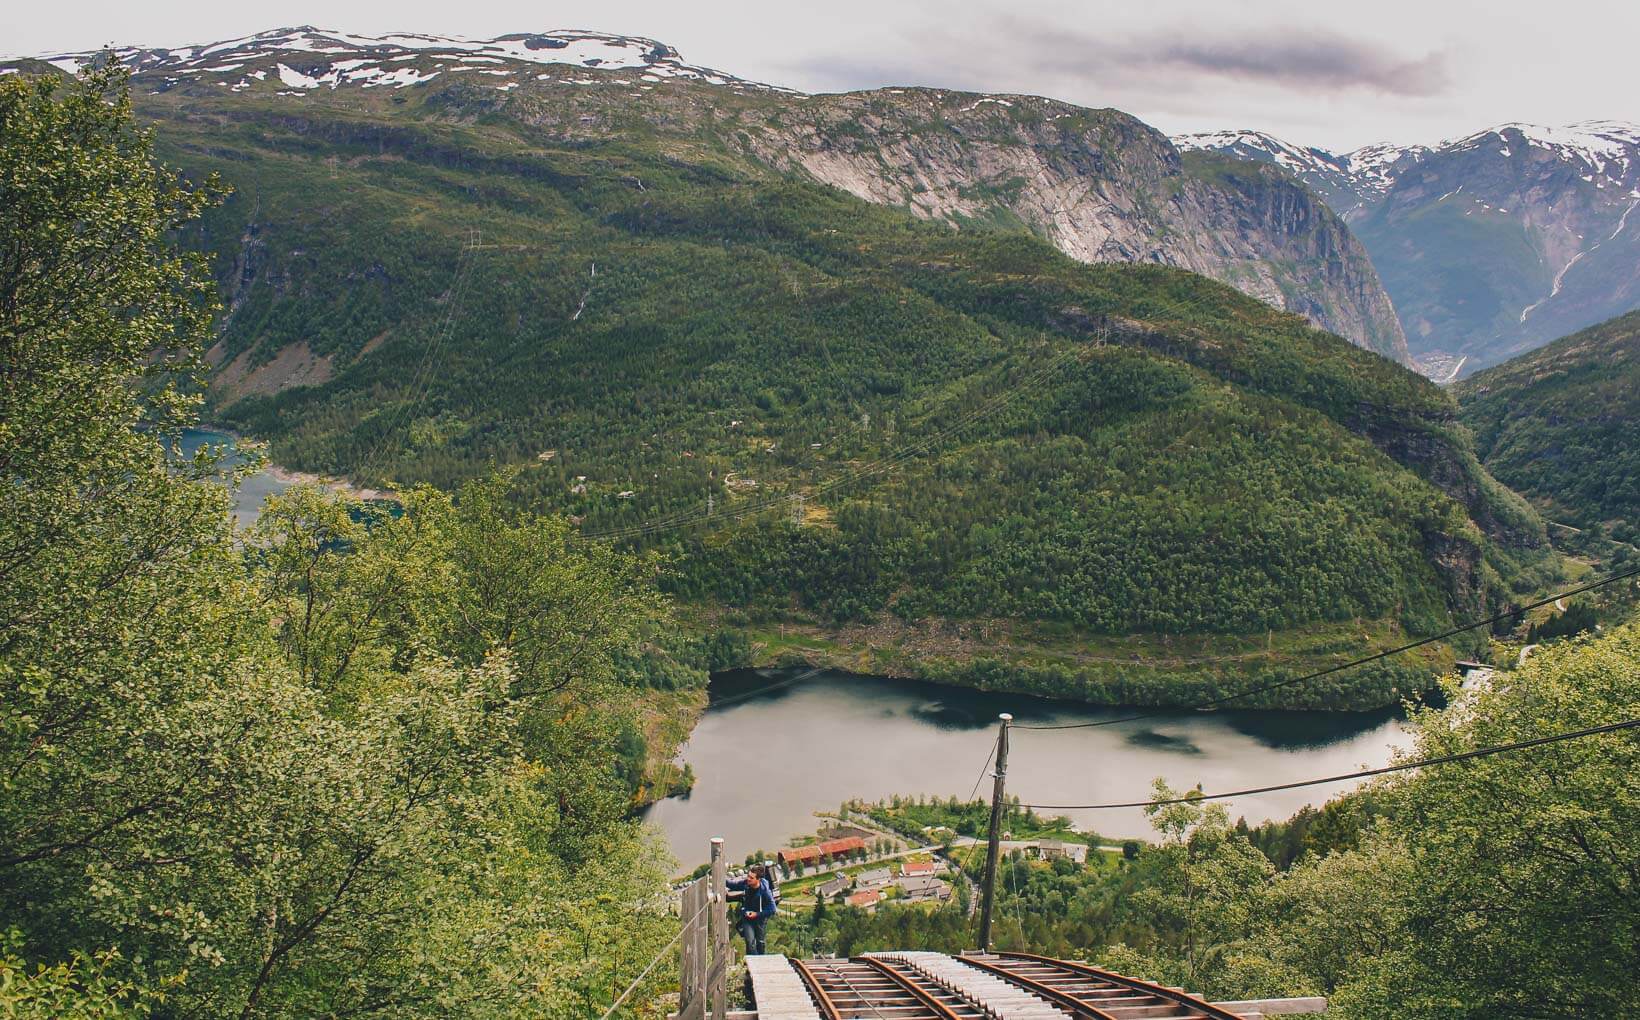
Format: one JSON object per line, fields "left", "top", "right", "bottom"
{"left": 578, "top": 339, "right": 1093, "bottom": 542}
{"left": 1014, "top": 564, "right": 1640, "bottom": 732}
{"left": 705, "top": 665, "right": 826, "bottom": 710}
{"left": 357, "top": 231, "right": 481, "bottom": 482}
{"left": 966, "top": 733, "right": 1000, "bottom": 804}
{"left": 1017, "top": 716, "right": 1640, "bottom": 811}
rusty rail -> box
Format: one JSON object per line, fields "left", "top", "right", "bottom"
{"left": 856, "top": 956, "right": 969, "bottom": 1019}
{"left": 954, "top": 954, "right": 1123, "bottom": 1019}
{"left": 997, "top": 951, "right": 1247, "bottom": 1020}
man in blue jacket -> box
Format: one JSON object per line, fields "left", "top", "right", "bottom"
{"left": 726, "top": 864, "right": 777, "bottom": 955}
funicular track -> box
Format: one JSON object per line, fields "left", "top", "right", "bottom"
{"left": 788, "top": 951, "right": 1250, "bottom": 1020}
{"left": 791, "top": 956, "right": 981, "bottom": 1019}
{"left": 960, "top": 952, "right": 1243, "bottom": 1020}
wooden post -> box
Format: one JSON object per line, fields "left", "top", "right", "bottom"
{"left": 709, "top": 838, "right": 729, "bottom": 1019}
{"left": 678, "top": 877, "right": 706, "bottom": 1020}
{"left": 978, "top": 712, "right": 1012, "bottom": 951}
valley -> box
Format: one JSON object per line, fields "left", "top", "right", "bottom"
{"left": 12, "top": 31, "right": 1557, "bottom": 716}
{"left": 1179, "top": 121, "right": 1640, "bottom": 376}
{"left": 5, "top": 21, "right": 1638, "bottom": 1020}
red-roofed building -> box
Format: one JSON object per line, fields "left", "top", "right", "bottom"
{"left": 776, "top": 837, "right": 867, "bottom": 869}
{"left": 900, "top": 859, "right": 940, "bottom": 877}
{"left": 845, "top": 888, "right": 882, "bottom": 910}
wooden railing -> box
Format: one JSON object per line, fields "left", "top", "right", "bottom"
{"left": 677, "top": 837, "right": 731, "bottom": 1020}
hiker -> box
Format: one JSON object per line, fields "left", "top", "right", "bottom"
{"left": 726, "top": 863, "right": 777, "bottom": 955}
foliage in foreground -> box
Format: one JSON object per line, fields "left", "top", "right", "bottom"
{"left": 0, "top": 65, "right": 683, "bottom": 1018}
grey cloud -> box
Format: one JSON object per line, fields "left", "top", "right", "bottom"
{"left": 785, "top": 19, "right": 1450, "bottom": 101}
{"left": 1128, "top": 34, "right": 1450, "bottom": 96}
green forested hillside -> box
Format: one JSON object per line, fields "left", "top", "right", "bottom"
{"left": 117, "top": 71, "right": 1558, "bottom": 706}
{"left": 1457, "top": 309, "right": 1640, "bottom": 544}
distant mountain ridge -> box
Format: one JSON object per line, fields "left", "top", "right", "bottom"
{"left": 17, "top": 26, "right": 789, "bottom": 91}
{"left": 4, "top": 27, "right": 1409, "bottom": 364}
{"left": 1177, "top": 121, "right": 1640, "bottom": 378}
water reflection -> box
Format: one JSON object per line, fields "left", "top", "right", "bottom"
{"left": 1126, "top": 729, "right": 1205, "bottom": 754}
{"left": 643, "top": 666, "right": 1412, "bottom": 865}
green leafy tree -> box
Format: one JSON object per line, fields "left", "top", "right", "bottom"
{"left": 1126, "top": 782, "right": 1275, "bottom": 994}
{"left": 0, "top": 64, "right": 684, "bottom": 1019}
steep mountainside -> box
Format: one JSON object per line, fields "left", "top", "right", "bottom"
{"left": 2, "top": 36, "right": 1557, "bottom": 705}
{"left": 1178, "top": 122, "right": 1640, "bottom": 378}
{"left": 1456, "top": 310, "right": 1640, "bottom": 541}
{"left": 1174, "top": 129, "right": 1428, "bottom": 218}
{"left": 6, "top": 28, "right": 1408, "bottom": 363}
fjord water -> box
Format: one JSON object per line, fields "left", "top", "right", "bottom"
{"left": 179, "top": 428, "right": 289, "bottom": 526}
{"left": 643, "top": 668, "right": 1410, "bottom": 864}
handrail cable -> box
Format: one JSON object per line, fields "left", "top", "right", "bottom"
{"left": 597, "top": 897, "right": 712, "bottom": 1020}
{"left": 1017, "top": 716, "right": 1640, "bottom": 811}
{"left": 1014, "top": 565, "right": 1640, "bottom": 732}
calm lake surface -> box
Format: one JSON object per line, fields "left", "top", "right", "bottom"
{"left": 179, "top": 428, "right": 289, "bottom": 527}
{"left": 643, "top": 668, "right": 1411, "bottom": 865}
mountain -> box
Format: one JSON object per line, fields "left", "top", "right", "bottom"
{"left": 2, "top": 32, "right": 1554, "bottom": 705}
{"left": 7, "top": 27, "right": 1408, "bottom": 364}
{"left": 1173, "top": 129, "right": 1428, "bottom": 217}
{"left": 1177, "top": 122, "right": 1640, "bottom": 379}
{"left": 1456, "top": 309, "right": 1640, "bottom": 542}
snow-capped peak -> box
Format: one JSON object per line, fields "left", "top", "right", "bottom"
{"left": 11, "top": 26, "right": 795, "bottom": 95}
{"left": 1173, "top": 129, "right": 1347, "bottom": 177}
{"left": 1444, "top": 120, "right": 1640, "bottom": 183}
{"left": 1173, "top": 129, "right": 1414, "bottom": 206}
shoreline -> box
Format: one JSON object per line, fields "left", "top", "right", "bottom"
{"left": 261, "top": 463, "right": 399, "bottom": 503}
{"left": 192, "top": 425, "right": 400, "bottom": 503}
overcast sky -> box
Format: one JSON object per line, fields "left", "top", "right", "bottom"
{"left": 6, "top": 0, "right": 1635, "bottom": 151}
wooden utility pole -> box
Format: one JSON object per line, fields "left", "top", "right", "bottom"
{"left": 977, "top": 712, "right": 1012, "bottom": 951}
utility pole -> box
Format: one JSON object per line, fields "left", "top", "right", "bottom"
{"left": 977, "top": 712, "right": 1012, "bottom": 952}
{"left": 792, "top": 493, "right": 805, "bottom": 526}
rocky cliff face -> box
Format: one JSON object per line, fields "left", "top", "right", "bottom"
{"left": 733, "top": 91, "right": 1411, "bottom": 363}
{"left": 11, "top": 29, "right": 1412, "bottom": 366}
{"left": 1179, "top": 122, "right": 1640, "bottom": 378}
{"left": 1355, "top": 123, "right": 1640, "bottom": 377}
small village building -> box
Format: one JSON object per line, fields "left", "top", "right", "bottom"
{"left": 845, "top": 889, "right": 882, "bottom": 910}
{"left": 777, "top": 837, "right": 867, "bottom": 869}
{"left": 895, "top": 876, "right": 951, "bottom": 903}
{"left": 818, "top": 823, "right": 875, "bottom": 842}
{"left": 900, "top": 859, "right": 942, "bottom": 877}
{"left": 1030, "top": 840, "right": 1088, "bottom": 864}
{"left": 854, "top": 867, "right": 891, "bottom": 888}
{"left": 816, "top": 876, "right": 852, "bottom": 900}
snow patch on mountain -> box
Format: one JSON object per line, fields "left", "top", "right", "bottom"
{"left": 14, "top": 26, "right": 796, "bottom": 95}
